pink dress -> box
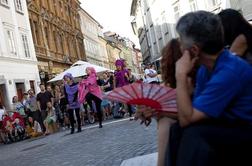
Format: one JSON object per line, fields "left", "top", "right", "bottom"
{"left": 78, "top": 68, "right": 102, "bottom": 104}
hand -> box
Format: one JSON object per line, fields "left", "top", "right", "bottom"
{"left": 134, "top": 105, "right": 157, "bottom": 126}
{"left": 176, "top": 50, "right": 198, "bottom": 79}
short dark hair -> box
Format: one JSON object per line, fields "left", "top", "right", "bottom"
{"left": 176, "top": 11, "right": 224, "bottom": 54}
{"left": 39, "top": 83, "right": 45, "bottom": 86}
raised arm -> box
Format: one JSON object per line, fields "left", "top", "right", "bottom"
{"left": 230, "top": 34, "right": 248, "bottom": 56}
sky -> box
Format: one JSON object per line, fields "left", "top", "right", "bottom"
{"left": 80, "top": 0, "right": 140, "bottom": 48}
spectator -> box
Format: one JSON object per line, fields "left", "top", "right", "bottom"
{"left": 0, "top": 103, "right": 5, "bottom": 121}
{"left": 144, "top": 63, "right": 159, "bottom": 84}
{"left": 0, "top": 103, "right": 6, "bottom": 143}
{"left": 46, "top": 85, "right": 54, "bottom": 97}
{"left": 165, "top": 11, "right": 252, "bottom": 166}
{"left": 100, "top": 72, "right": 112, "bottom": 119}
{"left": 37, "top": 84, "right": 54, "bottom": 132}
{"left": 26, "top": 117, "right": 43, "bottom": 138}
{"left": 27, "top": 89, "right": 43, "bottom": 129}
{"left": 107, "top": 71, "right": 115, "bottom": 90}
{"left": 59, "top": 84, "right": 70, "bottom": 129}
{"left": 54, "top": 85, "right": 64, "bottom": 127}
{"left": 22, "top": 93, "right": 31, "bottom": 117}
{"left": 100, "top": 72, "right": 112, "bottom": 92}
{"left": 218, "top": 9, "right": 252, "bottom": 64}
{"left": 12, "top": 96, "right": 26, "bottom": 117}
{"left": 43, "top": 102, "right": 56, "bottom": 135}
{"left": 128, "top": 69, "right": 136, "bottom": 84}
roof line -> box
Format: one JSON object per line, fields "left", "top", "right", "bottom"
{"left": 80, "top": 7, "right": 103, "bottom": 28}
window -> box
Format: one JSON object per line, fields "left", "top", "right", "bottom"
{"left": 21, "top": 34, "right": 30, "bottom": 58}
{"left": 44, "top": 27, "right": 50, "bottom": 48}
{"left": 34, "top": 21, "right": 41, "bottom": 45}
{"left": 173, "top": 3, "right": 180, "bottom": 21}
{"left": 212, "top": 0, "right": 220, "bottom": 6}
{"left": 0, "top": 0, "right": 8, "bottom": 6}
{"left": 155, "top": 18, "right": 162, "bottom": 40}
{"left": 189, "top": 0, "right": 197, "bottom": 11}
{"left": 15, "top": 0, "right": 23, "bottom": 13}
{"left": 161, "top": 11, "right": 169, "bottom": 34}
{"left": 6, "top": 30, "right": 16, "bottom": 55}
{"left": 207, "top": 0, "right": 220, "bottom": 7}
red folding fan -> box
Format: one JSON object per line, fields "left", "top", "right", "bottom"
{"left": 105, "top": 82, "right": 177, "bottom": 113}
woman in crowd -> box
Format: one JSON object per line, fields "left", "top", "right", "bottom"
{"left": 44, "top": 102, "right": 56, "bottom": 135}
{"left": 59, "top": 84, "right": 70, "bottom": 129}
{"left": 64, "top": 73, "right": 81, "bottom": 134}
{"left": 136, "top": 38, "right": 197, "bottom": 166}
{"left": 54, "top": 85, "right": 64, "bottom": 127}
{"left": 26, "top": 116, "right": 43, "bottom": 138}
{"left": 218, "top": 9, "right": 252, "bottom": 64}
{"left": 128, "top": 69, "right": 136, "bottom": 84}
{"left": 100, "top": 72, "right": 112, "bottom": 119}
{"left": 79, "top": 67, "right": 103, "bottom": 128}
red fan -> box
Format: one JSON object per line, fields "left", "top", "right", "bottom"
{"left": 105, "top": 82, "right": 177, "bottom": 113}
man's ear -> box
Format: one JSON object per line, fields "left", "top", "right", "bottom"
{"left": 189, "top": 45, "right": 200, "bottom": 58}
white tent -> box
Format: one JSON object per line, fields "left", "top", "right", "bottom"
{"left": 48, "top": 61, "right": 112, "bottom": 82}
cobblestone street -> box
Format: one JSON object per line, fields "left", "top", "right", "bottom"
{"left": 0, "top": 119, "right": 157, "bottom": 166}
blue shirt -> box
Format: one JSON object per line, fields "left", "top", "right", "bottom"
{"left": 193, "top": 49, "right": 252, "bottom": 122}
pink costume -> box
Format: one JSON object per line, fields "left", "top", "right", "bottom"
{"left": 78, "top": 67, "right": 102, "bottom": 104}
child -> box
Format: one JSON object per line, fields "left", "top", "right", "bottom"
{"left": 44, "top": 102, "right": 56, "bottom": 135}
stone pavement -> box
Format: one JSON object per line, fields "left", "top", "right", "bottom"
{"left": 0, "top": 118, "right": 157, "bottom": 166}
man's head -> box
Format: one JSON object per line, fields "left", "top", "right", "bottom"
{"left": 39, "top": 84, "right": 45, "bottom": 91}
{"left": 103, "top": 72, "right": 108, "bottom": 79}
{"left": 46, "top": 85, "right": 52, "bottom": 92}
{"left": 176, "top": 11, "right": 224, "bottom": 58}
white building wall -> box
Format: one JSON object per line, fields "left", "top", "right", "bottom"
{"left": 79, "top": 9, "right": 106, "bottom": 67}
{"left": 0, "top": 0, "right": 40, "bottom": 109}
{"left": 229, "top": 0, "right": 252, "bottom": 20}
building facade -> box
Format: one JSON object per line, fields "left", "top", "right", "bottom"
{"left": 103, "top": 31, "right": 141, "bottom": 73}
{"left": 79, "top": 8, "right": 108, "bottom": 67}
{"left": 0, "top": 0, "right": 40, "bottom": 109}
{"left": 28, "top": 0, "right": 85, "bottom": 83}
{"left": 229, "top": 0, "right": 252, "bottom": 20}
{"left": 131, "top": 0, "right": 252, "bottom": 65}
{"left": 98, "top": 36, "right": 110, "bottom": 69}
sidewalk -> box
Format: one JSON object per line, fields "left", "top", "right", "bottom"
{"left": 120, "top": 153, "right": 157, "bottom": 166}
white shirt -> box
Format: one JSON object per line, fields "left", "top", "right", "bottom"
{"left": 144, "top": 69, "right": 159, "bottom": 83}
{"left": 34, "top": 121, "right": 42, "bottom": 133}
